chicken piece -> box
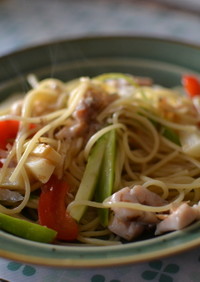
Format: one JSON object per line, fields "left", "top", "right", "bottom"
{"left": 132, "top": 185, "right": 167, "bottom": 206}
{"left": 109, "top": 215, "right": 144, "bottom": 241}
{"left": 155, "top": 203, "right": 199, "bottom": 235}
{"left": 108, "top": 185, "right": 166, "bottom": 240}
{"left": 56, "top": 84, "right": 118, "bottom": 140}
{"left": 110, "top": 186, "right": 166, "bottom": 221}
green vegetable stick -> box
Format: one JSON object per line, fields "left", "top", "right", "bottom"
{"left": 95, "top": 129, "right": 116, "bottom": 227}
{"left": 94, "top": 72, "right": 138, "bottom": 87}
{"left": 162, "top": 126, "right": 181, "bottom": 146}
{"left": 69, "top": 133, "right": 108, "bottom": 222}
{"left": 0, "top": 213, "right": 57, "bottom": 243}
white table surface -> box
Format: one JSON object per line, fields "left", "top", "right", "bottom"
{"left": 0, "top": 0, "right": 200, "bottom": 281}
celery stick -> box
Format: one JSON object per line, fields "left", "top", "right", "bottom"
{"left": 69, "top": 134, "right": 108, "bottom": 222}
{"left": 0, "top": 213, "right": 57, "bottom": 243}
{"left": 95, "top": 130, "right": 116, "bottom": 227}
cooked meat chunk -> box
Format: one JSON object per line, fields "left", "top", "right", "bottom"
{"left": 109, "top": 216, "right": 144, "bottom": 241}
{"left": 155, "top": 202, "right": 200, "bottom": 235}
{"left": 56, "top": 84, "right": 118, "bottom": 140}
{"left": 108, "top": 185, "right": 166, "bottom": 240}
{"left": 110, "top": 186, "right": 166, "bottom": 221}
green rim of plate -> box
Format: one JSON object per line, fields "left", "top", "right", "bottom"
{"left": 0, "top": 35, "right": 200, "bottom": 267}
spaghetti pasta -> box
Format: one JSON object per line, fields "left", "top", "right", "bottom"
{"left": 0, "top": 72, "right": 200, "bottom": 245}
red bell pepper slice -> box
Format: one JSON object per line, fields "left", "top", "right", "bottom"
{"left": 0, "top": 120, "right": 19, "bottom": 150}
{"left": 38, "top": 176, "right": 78, "bottom": 241}
{"left": 0, "top": 120, "right": 38, "bottom": 150}
{"left": 182, "top": 75, "right": 200, "bottom": 98}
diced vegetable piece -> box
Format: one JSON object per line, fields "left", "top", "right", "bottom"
{"left": 162, "top": 127, "right": 181, "bottom": 146}
{"left": 179, "top": 130, "right": 200, "bottom": 157}
{"left": 95, "top": 130, "right": 116, "bottom": 226}
{"left": 69, "top": 133, "right": 108, "bottom": 222}
{"left": 0, "top": 168, "right": 24, "bottom": 190}
{"left": 0, "top": 120, "right": 19, "bottom": 150}
{"left": 31, "top": 144, "right": 62, "bottom": 166}
{"left": 0, "top": 213, "right": 57, "bottom": 243}
{"left": 25, "top": 157, "right": 55, "bottom": 183}
{"left": 182, "top": 75, "right": 200, "bottom": 97}
{"left": 39, "top": 176, "right": 78, "bottom": 241}
{"left": 94, "top": 73, "right": 137, "bottom": 86}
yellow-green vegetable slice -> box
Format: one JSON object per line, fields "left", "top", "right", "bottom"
{"left": 70, "top": 133, "right": 108, "bottom": 222}
{"left": 95, "top": 129, "right": 116, "bottom": 227}
{"left": 0, "top": 213, "right": 57, "bottom": 243}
